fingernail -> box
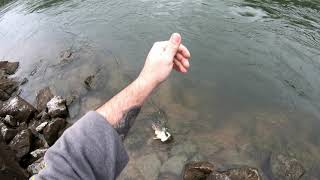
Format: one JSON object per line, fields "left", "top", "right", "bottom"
{"left": 170, "top": 33, "right": 181, "bottom": 44}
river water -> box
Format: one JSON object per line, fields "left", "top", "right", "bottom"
{"left": 1, "top": 0, "right": 320, "bottom": 179}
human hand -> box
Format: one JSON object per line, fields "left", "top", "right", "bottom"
{"left": 138, "top": 33, "right": 191, "bottom": 87}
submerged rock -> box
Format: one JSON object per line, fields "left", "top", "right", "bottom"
{"left": 135, "top": 154, "right": 162, "bottom": 180}
{"left": 27, "top": 157, "right": 45, "bottom": 175}
{"left": 222, "top": 167, "right": 261, "bottom": 180}
{"left": 206, "top": 172, "right": 231, "bottom": 180}
{"left": 161, "top": 154, "right": 188, "bottom": 175}
{"left": 84, "top": 75, "right": 96, "bottom": 90}
{"left": 271, "top": 154, "right": 305, "bottom": 180}
{"left": 0, "top": 96, "right": 36, "bottom": 123}
{"left": 0, "top": 61, "right": 19, "bottom": 75}
{"left": 47, "top": 96, "right": 68, "bottom": 118}
{"left": 9, "top": 129, "right": 32, "bottom": 160}
{"left": 43, "top": 118, "right": 65, "bottom": 145}
{"left": 36, "top": 87, "right": 54, "bottom": 111}
{"left": 183, "top": 161, "right": 215, "bottom": 180}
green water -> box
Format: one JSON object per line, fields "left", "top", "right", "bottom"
{"left": 1, "top": 0, "right": 320, "bottom": 179}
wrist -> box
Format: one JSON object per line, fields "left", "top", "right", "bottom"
{"left": 135, "top": 75, "right": 158, "bottom": 93}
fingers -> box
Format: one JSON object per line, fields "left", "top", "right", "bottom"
{"left": 164, "top": 33, "right": 181, "bottom": 60}
{"left": 173, "top": 58, "right": 188, "bottom": 73}
{"left": 175, "top": 53, "right": 190, "bottom": 68}
{"left": 178, "top": 44, "right": 191, "bottom": 59}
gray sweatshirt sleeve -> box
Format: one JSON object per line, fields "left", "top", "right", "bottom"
{"left": 33, "top": 111, "right": 129, "bottom": 180}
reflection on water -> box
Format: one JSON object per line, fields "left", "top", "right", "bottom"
{"left": 1, "top": 0, "right": 320, "bottom": 179}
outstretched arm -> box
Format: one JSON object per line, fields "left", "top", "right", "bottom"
{"left": 34, "top": 33, "right": 190, "bottom": 180}
{"left": 96, "top": 33, "right": 191, "bottom": 137}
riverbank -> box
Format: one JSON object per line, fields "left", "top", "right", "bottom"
{"left": 0, "top": 60, "right": 308, "bottom": 180}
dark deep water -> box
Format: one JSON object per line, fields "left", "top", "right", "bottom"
{"left": 1, "top": 0, "right": 320, "bottom": 179}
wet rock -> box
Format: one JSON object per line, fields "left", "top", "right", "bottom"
{"left": 0, "top": 96, "right": 36, "bottom": 123}
{"left": 67, "top": 95, "right": 80, "bottom": 119}
{"left": 170, "top": 141, "right": 197, "bottom": 157}
{"left": 30, "top": 148, "right": 47, "bottom": 160}
{"left": 60, "top": 50, "right": 73, "bottom": 62}
{"left": 189, "top": 153, "right": 206, "bottom": 162}
{"left": 0, "top": 123, "right": 18, "bottom": 143}
{"left": 161, "top": 154, "right": 188, "bottom": 175}
{"left": 206, "top": 172, "right": 231, "bottom": 180}
{"left": 0, "top": 61, "right": 19, "bottom": 75}
{"left": 43, "top": 118, "right": 65, "bottom": 145}
{"left": 36, "top": 110, "right": 50, "bottom": 121}
{"left": 183, "top": 161, "right": 215, "bottom": 180}
{"left": 271, "top": 154, "right": 305, "bottom": 180}
{"left": 4, "top": 114, "right": 17, "bottom": 127}
{"left": 27, "top": 157, "right": 45, "bottom": 175}
{"left": 0, "top": 89, "right": 10, "bottom": 101}
{"left": 135, "top": 154, "right": 162, "bottom": 180}
{"left": 36, "top": 87, "right": 54, "bottom": 111}
{"left": 84, "top": 75, "right": 96, "bottom": 90}
{"left": 0, "top": 135, "right": 28, "bottom": 179}
{"left": 222, "top": 167, "right": 261, "bottom": 180}
{"left": 20, "top": 77, "right": 28, "bottom": 85}
{"left": 47, "top": 96, "right": 68, "bottom": 118}
{"left": 36, "top": 122, "right": 48, "bottom": 132}
{"left": 9, "top": 129, "right": 32, "bottom": 160}
{"left": 0, "top": 78, "right": 19, "bottom": 96}
{"left": 158, "top": 172, "right": 180, "bottom": 180}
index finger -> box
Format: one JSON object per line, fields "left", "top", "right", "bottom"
{"left": 178, "top": 44, "right": 191, "bottom": 59}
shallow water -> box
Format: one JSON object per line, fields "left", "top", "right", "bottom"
{"left": 1, "top": 0, "right": 320, "bottom": 179}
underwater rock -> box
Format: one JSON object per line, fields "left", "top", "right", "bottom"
{"left": 271, "top": 154, "right": 305, "bottom": 180}
{"left": 47, "top": 96, "right": 67, "bottom": 118}
{"left": 135, "top": 154, "right": 161, "bottom": 180}
{"left": 170, "top": 141, "right": 197, "bottom": 157}
{"left": 206, "top": 172, "right": 231, "bottom": 180}
{"left": 222, "top": 167, "right": 261, "bottom": 180}
{"left": 183, "top": 161, "right": 215, "bottom": 180}
{"left": 161, "top": 154, "right": 188, "bottom": 175}
{"left": 84, "top": 75, "right": 96, "bottom": 90}
{"left": 36, "top": 87, "right": 54, "bottom": 111}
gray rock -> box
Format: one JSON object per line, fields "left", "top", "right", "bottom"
{"left": 9, "top": 129, "right": 32, "bottom": 160}
{"left": 27, "top": 157, "right": 46, "bottom": 175}
{"left": 36, "top": 122, "right": 48, "bottom": 132}
{"left": 161, "top": 154, "right": 188, "bottom": 175}
{"left": 0, "top": 123, "right": 18, "bottom": 143}
{"left": 271, "top": 154, "right": 305, "bottom": 180}
{"left": 20, "top": 77, "right": 28, "bottom": 85}
{"left": 4, "top": 114, "right": 17, "bottom": 127}
{"left": 36, "top": 110, "right": 50, "bottom": 121}
{"left": 47, "top": 96, "right": 68, "bottom": 118}
{"left": 222, "top": 167, "right": 261, "bottom": 180}
{"left": 183, "top": 161, "right": 215, "bottom": 180}
{"left": 0, "top": 135, "right": 28, "bottom": 179}
{"left": 135, "top": 154, "right": 162, "bottom": 180}
{"left": 43, "top": 118, "right": 65, "bottom": 145}
{"left": 0, "top": 61, "right": 19, "bottom": 75}
{"left": 0, "top": 78, "right": 19, "bottom": 97}
{"left": 0, "top": 89, "right": 10, "bottom": 101}
{"left": 170, "top": 141, "right": 197, "bottom": 157}
{"left": 0, "top": 96, "right": 36, "bottom": 124}
{"left": 36, "top": 87, "right": 54, "bottom": 111}
{"left": 30, "top": 148, "right": 47, "bottom": 160}
{"left": 206, "top": 172, "right": 231, "bottom": 180}
{"left": 84, "top": 75, "right": 96, "bottom": 90}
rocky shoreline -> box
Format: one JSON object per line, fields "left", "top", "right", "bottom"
{"left": 0, "top": 60, "right": 306, "bottom": 180}
{"left": 0, "top": 61, "right": 70, "bottom": 179}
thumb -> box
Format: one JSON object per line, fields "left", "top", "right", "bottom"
{"left": 165, "top": 33, "right": 181, "bottom": 59}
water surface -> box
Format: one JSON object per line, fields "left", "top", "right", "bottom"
{"left": 1, "top": 0, "right": 320, "bottom": 179}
